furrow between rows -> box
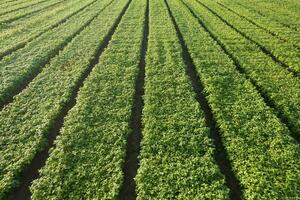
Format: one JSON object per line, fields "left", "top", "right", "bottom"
{"left": 118, "top": 0, "right": 148, "bottom": 199}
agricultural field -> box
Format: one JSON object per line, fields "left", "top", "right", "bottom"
{"left": 0, "top": 0, "right": 299, "bottom": 199}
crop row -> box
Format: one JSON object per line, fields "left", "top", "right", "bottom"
{"left": 198, "top": 0, "right": 300, "bottom": 75}
{"left": 0, "top": 0, "right": 128, "bottom": 198}
{"left": 0, "top": 0, "right": 46, "bottom": 15}
{"left": 168, "top": 0, "right": 300, "bottom": 199}
{"left": 216, "top": 1, "right": 300, "bottom": 47}
{"left": 0, "top": 0, "right": 26, "bottom": 8}
{"left": 0, "top": 0, "right": 23, "bottom": 8}
{"left": 0, "top": 0, "right": 62, "bottom": 24}
{"left": 233, "top": 1, "right": 299, "bottom": 31}
{"left": 0, "top": 0, "right": 111, "bottom": 108}
{"left": 230, "top": 0, "right": 300, "bottom": 31}
{"left": 267, "top": 0, "right": 300, "bottom": 14}
{"left": 0, "top": 0, "right": 96, "bottom": 59}
{"left": 135, "top": 0, "right": 229, "bottom": 199}
{"left": 0, "top": 0, "right": 64, "bottom": 24}
{"left": 184, "top": 0, "right": 300, "bottom": 136}
{"left": 30, "top": 0, "right": 147, "bottom": 198}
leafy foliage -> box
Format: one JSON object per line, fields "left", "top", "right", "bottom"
{"left": 135, "top": 0, "right": 229, "bottom": 199}
{"left": 0, "top": 0, "right": 108, "bottom": 106}
{"left": 30, "top": 0, "right": 146, "bottom": 198}
{"left": 0, "top": 0, "right": 127, "bottom": 198}
{"left": 171, "top": 0, "right": 300, "bottom": 198}
{"left": 185, "top": 0, "right": 300, "bottom": 135}
{"left": 199, "top": 0, "right": 300, "bottom": 73}
{"left": 0, "top": 0, "right": 299, "bottom": 199}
